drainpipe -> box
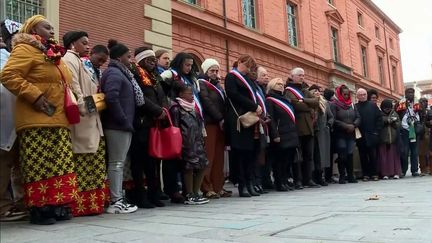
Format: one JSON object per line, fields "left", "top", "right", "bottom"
{"left": 383, "top": 19, "right": 393, "bottom": 97}
{"left": 223, "top": 0, "right": 230, "bottom": 72}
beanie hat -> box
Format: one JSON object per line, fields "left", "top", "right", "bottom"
{"left": 107, "top": 39, "right": 129, "bottom": 59}
{"left": 201, "top": 58, "right": 220, "bottom": 74}
{"left": 63, "top": 31, "right": 88, "bottom": 49}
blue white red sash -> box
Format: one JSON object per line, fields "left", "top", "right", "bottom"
{"left": 171, "top": 70, "right": 204, "bottom": 119}
{"left": 229, "top": 69, "right": 257, "bottom": 103}
{"left": 199, "top": 79, "right": 225, "bottom": 101}
{"left": 286, "top": 86, "right": 304, "bottom": 100}
{"left": 266, "top": 97, "right": 296, "bottom": 123}
{"left": 256, "top": 91, "right": 267, "bottom": 116}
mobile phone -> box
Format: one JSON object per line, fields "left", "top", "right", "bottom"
{"left": 44, "top": 103, "right": 56, "bottom": 117}
{"left": 84, "top": 96, "right": 97, "bottom": 114}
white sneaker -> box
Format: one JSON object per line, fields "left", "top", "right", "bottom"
{"left": 393, "top": 175, "right": 400, "bottom": 179}
{"left": 383, "top": 176, "right": 389, "bottom": 180}
{"left": 184, "top": 194, "right": 209, "bottom": 205}
{"left": 106, "top": 198, "right": 138, "bottom": 214}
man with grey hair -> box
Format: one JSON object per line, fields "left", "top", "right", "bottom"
{"left": 355, "top": 88, "right": 383, "bottom": 181}
{"left": 285, "top": 67, "right": 320, "bottom": 188}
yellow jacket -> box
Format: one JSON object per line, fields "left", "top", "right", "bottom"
{"left": 0, "top": 33, "right": 72, "bottom": 132}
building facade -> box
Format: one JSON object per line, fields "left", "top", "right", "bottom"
{"left": 1, "top": 0, "right": 404, "bottom": 99}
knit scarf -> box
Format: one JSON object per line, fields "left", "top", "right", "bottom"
{"left": 111, "top": 59, "right": 145, "bottom": 106}
{"left": 176, "top": 97, "right": 195, "bottom": 112}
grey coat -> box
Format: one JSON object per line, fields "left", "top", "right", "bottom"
{"left": 315, "top": 100, "right": 334, "bottom": 168}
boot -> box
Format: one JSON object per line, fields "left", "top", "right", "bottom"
{"left": 315, "top": 170, "right": 328, "bottom": 186}
{"left": 30, "top": 207, "right": 56, "bottom": 225}
{"left": 346, "top": 154, "right": 358, "bottom": 183}
{"left": 148, "top": 188, "right": 165, "bottom": 207}
{"left": 128, "top": 187, "right": 155, "bottom": 209}
{"left": 53, "top": 205, "right": 72, "bottom": 221}
{"left": 276, "top": 183, "right": 288, "bottom": 192}
{"left": 338, "top": 156, "right": 346, "bottom": 184}
{"left": 246, "top": 183, "right": 260, "bottom": 196}
{"left": 238, "top": 184, "right": 251, "bottom": 197}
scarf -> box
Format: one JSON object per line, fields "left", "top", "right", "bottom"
{"left": 111, "top": 59, "right": 145, "bottom": 107}
{"left": 176, "top": 97, "right": 195, "bottom": 112}
{"left": 334, "top": 85, "right": 352, "bottom": 109}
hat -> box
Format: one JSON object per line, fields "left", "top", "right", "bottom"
{"left": 308, "top": 84, "right": 321, "bottom": 91}
{"left": 63, "top": 31, "right": 88, "bottom": 49}
{"left": 20, "top": 15, "right": 45, "bottom": 34}
{"left": 201, "top": 58, "right": 220, "bottom": 74}
{"left": 380, "top": 98, "right": 393, "bottom": 110}
{"left": 107, "top": 39, "right": 129, "bottom": 59}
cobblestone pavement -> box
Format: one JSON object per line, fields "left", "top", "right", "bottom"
{"left": 2, "top": 176, "right": 432, "bottom": 243}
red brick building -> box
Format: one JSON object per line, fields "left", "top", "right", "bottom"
{"left": 2, "top": 0, "right": 404, "bottom": 99}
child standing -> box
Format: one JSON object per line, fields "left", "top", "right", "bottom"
{"left": 377, "top": 99, "right": 402, "bottom": 179}
{"left": 170, "top": 85, "right": 209, "bottom": 205}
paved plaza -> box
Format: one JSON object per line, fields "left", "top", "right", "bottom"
{"left": 2, "top": 176, "right": 432, "bottom": 243}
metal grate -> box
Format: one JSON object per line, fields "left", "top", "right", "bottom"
{"left": 242, "top": 0, "right": 256, "bottom": 29}
{"left": 5, "top": 0, "right": 44, "bottom": 24}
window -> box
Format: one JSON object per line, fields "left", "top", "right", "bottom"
{"left": 287, "top": 2, "right": 298, "bottom": 47}
{"left": 184, "top": 0, "right": 197, "bottom": 4}
{"left": 5, "top": 0, "right": 44, "bottom": 24}
{"left": 378, "top": 56, "right": 385, "bottom": 84}
{"left": 392, "top": 65, "right": 398, "bottom": 85}
{"left": 375, "top": 26, "right": 380, "bottom": 39}
{"left": 389, "top": 38, "right": 394, "bottom": 49}
{"left": 331, "top": 27, "right": 339, "bottom": 62}
{"left": 360, "top": 46, "right": 368, "bottom": 77}
{"left": 357, "top": 12, "right": 363, "bottom": 27}
{"left": 242, "top": 0, "right": 256, "bottom": 29}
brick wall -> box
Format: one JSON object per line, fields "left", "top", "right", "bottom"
{"left": 59, "top": 0, "right": 152, "bottom": 52}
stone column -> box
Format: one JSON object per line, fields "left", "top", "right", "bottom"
{"left": 144, "top": 0, "right": 172, "bottom": 53}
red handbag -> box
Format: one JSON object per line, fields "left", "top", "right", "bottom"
{"left": 148, "top": 108, "right": 182, "bottom": 160}
{"left": 56, "top": 65, "right": 80, "bottom": 124}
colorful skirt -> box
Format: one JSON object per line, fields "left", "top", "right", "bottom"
{"left": 377, "top": 143, "right": 401, "bottom": 177}
{"left": 19, "top": 127, "right": 77, "bottom": 208}
{"left": 71, "top": 139, "right": 109, "bottom": 216}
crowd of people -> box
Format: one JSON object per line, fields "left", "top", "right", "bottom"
{"left": 1, "top": 15, "right": 431, "bottom": 225}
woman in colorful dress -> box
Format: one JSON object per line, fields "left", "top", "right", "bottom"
{"left": 0, "top": 15, "right": 77, "bottom": 225}
{"left": 62, "top": 31, "right": 108, "bottom": 216}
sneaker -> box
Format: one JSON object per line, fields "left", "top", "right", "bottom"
{"left": 194, "top": 195, "right": 209, "bottom": 205}
{"left": 1, "top": 207, "right": 28, "bottom": 222}
{"left": 383, "top": 176, "right": 389, "bottom": 180}
{"left": 106, "top": 199, "right": 138, "bottom": 214}
{"left": 393, "top": 175, "right": 400, "bottom": 179}
{"left": 362, "top": 176, "right": 370, "bottom": 182}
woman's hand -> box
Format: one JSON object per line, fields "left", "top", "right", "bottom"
{"left": 273, "top": 137, "right": 281, "bottom": 143}
{"left": 256, "top": 106, "right": 263, "bottom": 116}
{"left": 157, "top": 109, "right": 167, "bottom": 120}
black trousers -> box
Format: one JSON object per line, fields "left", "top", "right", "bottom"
{"left": 230, "top": 148, "right": 257, "bottom": 186}
{"left": 299, "top": 135, "right": 314, "bottom": 184}
{"left": 130, "top": 136, "right": 161, "bottom": 200}
{"left": 273, "top": 147, "right": 296, "bottom": 185}
{"left": 162, "top": 159, "right": 182, "bottom": 197}
{"left": 357, "top": 138, "right": 378, "bottom": 177}
{"left": 258, "top": 150, "right": 273, "bottom": 186}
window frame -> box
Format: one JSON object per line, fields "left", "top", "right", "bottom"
{"left": 4, "top": 0, "right": 44, "bottom": 24}
{"left": 377, "top": 56, "right": 385, "bottom": 84}
{"left": 331, "top": 27, "right": 340, "bottom": 62}
{"left": 375, "top": 25, "right": 381, "bottom": 40}
{"left": 389, "top": 38, "right": 394, "bottom": 49}
{"left": 286, "top": 1, "right": 299, "bottom": 47}
{"left": 357, "top": 11, "right": 363, "bottom": 27}
{"left": 242, "top": 0, "right": 257, "bottom": 29}
{"left": 360, "top": 45, "right": 368, "bottom": 78}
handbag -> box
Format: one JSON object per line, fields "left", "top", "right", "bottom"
{"left": 228, "top": 98, "right": 259, "bottom": 131}
{"left": 92, "top": 93, "right": 106, "bottom": 112}
{"left": 56, "top": 65, "right": 80, "bottom": 124}
{"left": 148, "top": 108, "right": 183, "bottom": 159}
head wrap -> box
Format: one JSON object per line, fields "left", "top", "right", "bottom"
{"left": 380, "top": 98, "right": 393, "bottom": 111}
{"left": 108, "top": 39, "right": 129, "bottom": 59}
{"left": 135, "top": 49, "right": 155, "bottom": 63}
{"left": 63, "top": 31, "right": 88, "bottom": 49}
{"left": 201, "top": 58, "right": 220, "bottom": 75}
{"left": 335, "top": 85, "right": 352, "bottom": 106}
{"left": 19, "top": 15, "right": 46, "bottom": 34}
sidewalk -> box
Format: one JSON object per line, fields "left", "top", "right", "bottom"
{"left": 2, "top": 177, "right": 432, "bottom": 243}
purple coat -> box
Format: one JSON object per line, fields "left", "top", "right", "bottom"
{"left": 101, "top": 61, "right": 135, "bottom": 132}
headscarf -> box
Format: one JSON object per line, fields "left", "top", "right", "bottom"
{"left": 380, "top": 98, "right": 393, "bottom": 111}
{"left": 19, "top": 15, "right": 46, "bottom": 34}
{"left": 63, "top": 31, "right": 88, "bottom": 49}
{"left": 335, "top": 85, "right": 352, "bottom": 106}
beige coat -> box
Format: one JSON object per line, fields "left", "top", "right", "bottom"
{"left": 63, "top": 50, "right": 103, "bottom": 153}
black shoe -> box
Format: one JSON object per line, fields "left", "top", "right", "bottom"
{"left": 30, "top": 207, "right": 56, "bottom": 225}
{"left": 160, "top": 192, "right": 170, "bottom": 200}
{"left": 53, "top": 206, "right": 72, "bottom": 221}
{"left": 319, "top": 180, "right": 329, "bottom": 186}
{"left": 304, "top": 181, "right": 321, "bottom": 188}
{"left": 284, "top": 184, "right": 295, "bottom": 191}
{"left": 253, "top": 185, "right": 263, "bottom": 194}
{"left": 262, "top": 182, "right": 274, "bottom": 190}
{"left": 247, "top": 184, "right": 260, "bottom": 196}
{"left": 339, "top": 178, "right": 347, "bottom": 184}
{"left": 238, "top": 185, "right": 251, "bottom": 197}
{"left": 150, "top": 199, "right": 165, "bottom": 207}
{"left": 412, "top": 172, "right": 421, "bottom": 177}
{"left": 348, "top": 177, "right": 358, "bottom": 183}
{"left": 258, "top": 185, "right": 269, "bottom": 194}
{"left": 276, "top": 184, "right": 288, "bottom": 192}
{"left": 295, "top": 182, "right": 304, "bottom": 190}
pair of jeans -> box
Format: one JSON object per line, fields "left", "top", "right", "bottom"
{"left": 105, "top": 129, "right": 132, "bottom": 202}
{"left": 400, "top": 129, "right": 419, "bottom": 175}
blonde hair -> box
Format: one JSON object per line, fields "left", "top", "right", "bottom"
{"left": 20, "top": 15, "right": 46, "bottom": 34}
{"left": 266, "top": 77, "right": 285, "bottom": 94}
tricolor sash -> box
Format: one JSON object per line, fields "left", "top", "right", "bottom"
{"left": 229, "top": 69, "right": 257, "bottom": 103}
{"left": 256, "top": 91, "right": 267, "bottom": 116}
{"left": 171, "top": 70, "right": 204, "bottom": 119}
{"left": 266, "top": 97, "right": 296, "bottom": 123}
{"left": 286, "top": 86, "right": 304, "bottom": 100}
{"left": 199, "top": 79, "right": 225, "bottom": 101}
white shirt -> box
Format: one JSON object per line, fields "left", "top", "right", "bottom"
{"left": 401, "top": 103, "right": 420, "bottom": 130}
